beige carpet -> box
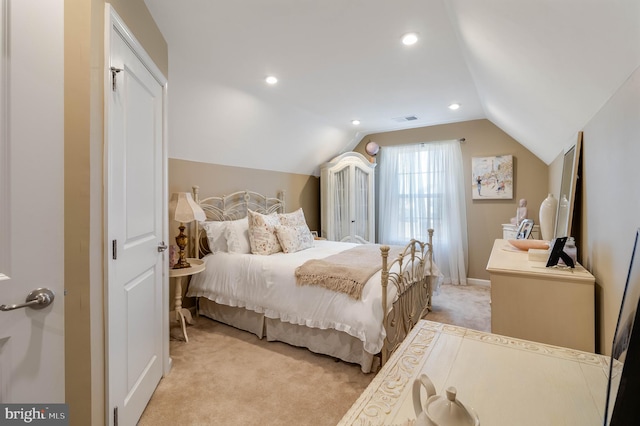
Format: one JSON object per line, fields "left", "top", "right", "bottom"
{"left": 138, "top": 284, "right": 491, "bottom": 426}
{"left": 425, "top": 283, "right": 491, "bottom": 332}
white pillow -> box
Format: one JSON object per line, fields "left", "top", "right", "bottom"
{"left": 201, "top": 221, "right": 228, "bottom": 253}
{"left": 225, "top": 218, "right": 251, "bottom": 254}
{"left": 247, "top": 209, "right": 282, "bottom": 255}
{"left": 275, "top": 224, "right": 314, "bottom": 253}
{"left": 278, "top": 208, "right": 307, "bottom": 227}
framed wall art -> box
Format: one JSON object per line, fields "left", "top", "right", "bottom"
{"left": 472, "top": 155, "right": 513, "bottom": 199}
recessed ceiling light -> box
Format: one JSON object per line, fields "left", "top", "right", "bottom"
{"left": 448, "top": 103, "right": 461, "bottom": 110}
{"left": 265, "top": 76, "right": 278, "bottom": 85}
{"left": 351, "top": 120, "right": 361, "bottom": 125}
{"left": 401, "top": 32, "right": 419, "bottom": 46}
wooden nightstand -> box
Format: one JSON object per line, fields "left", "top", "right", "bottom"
{"left": 169, "top": 258, "right": 205, "bottom": 342}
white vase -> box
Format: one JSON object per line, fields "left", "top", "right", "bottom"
{"left": 539, "top": 193, "right": 558, "bottom": 241}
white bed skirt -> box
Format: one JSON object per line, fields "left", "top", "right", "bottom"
{"left": 197, "top": 298, "right": 377, "bottom": 373}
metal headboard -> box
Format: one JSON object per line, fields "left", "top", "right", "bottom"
{"left": 191, "top": 185, "right": 286, "bottom": 257}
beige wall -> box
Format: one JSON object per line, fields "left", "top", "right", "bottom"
{"left": 580, "top": 66, "right": 640, "bottom": 354}
{"left": 64, "top": 0, "right": 167, "bottom": 424}
{"left": 169, "top": 159, "right": 320, "bottom": 231}
{"left": 353, "top": 119, "right": 549, "bottom": 280}
{"left": 64, "top": 1, "right": 94, "bottom": 422}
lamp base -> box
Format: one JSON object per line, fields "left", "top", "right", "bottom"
{"left": 173, "top": 223, "right": 191, "bottom": 269}
{"left": 172, "top": 258, "right": 191, "bottom": 269}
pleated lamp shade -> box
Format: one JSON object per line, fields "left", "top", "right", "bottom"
{"left": 170, "top": 192, "right": 206, "bottom": 223}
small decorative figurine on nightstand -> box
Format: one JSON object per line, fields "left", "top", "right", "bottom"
{"left": 169, "top": 245, "right": 178, "bottom": 268}
{"left": 510, "top": 198, "right": 528, "bottom": 226}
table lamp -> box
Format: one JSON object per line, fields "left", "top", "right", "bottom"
{"left": 169, "top": 192, "right": 206, "bottom": 269}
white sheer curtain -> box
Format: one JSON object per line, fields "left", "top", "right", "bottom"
{"left": 378, "top": 140, "right": 468, "bottom": 285}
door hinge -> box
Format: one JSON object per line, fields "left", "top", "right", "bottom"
{"left": 114, "top": 406, "right": 118, "bottom": 426}
{"left": 110, "top": 66, "right": 122, "bottom": 91}
{"left": 112, "top": 239, "right": 117, "bottom": 260}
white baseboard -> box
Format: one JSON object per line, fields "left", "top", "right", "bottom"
{"left": 467, "top": 278, "right": 491, "bottom": 287}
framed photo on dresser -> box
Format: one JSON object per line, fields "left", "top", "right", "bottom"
{"left": 515, "top": 219, "right": 534, "bottom": 240}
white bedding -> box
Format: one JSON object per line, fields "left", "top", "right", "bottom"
{"left": 186, "top": 240, "right": 400, "bottom": 354}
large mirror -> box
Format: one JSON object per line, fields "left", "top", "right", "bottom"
{"left": 604, "top": 228, "right": 640, "bottom": 424}
{"left": 554, "top": 131, "right": 582, "bottom": 238}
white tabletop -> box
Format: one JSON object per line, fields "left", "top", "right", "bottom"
{"left": 338, "top": 320, "right": 615, "bottom": 426}
{"left": 169, "top": 258, "right": 205, "bottom": 278}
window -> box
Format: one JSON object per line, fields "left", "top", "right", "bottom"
{"left": 378, "top": 140, "right": 468, "bottom": 285}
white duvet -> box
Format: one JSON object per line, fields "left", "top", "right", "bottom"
{"left": 186, "top": 240, "right": 401, "bottom": 354}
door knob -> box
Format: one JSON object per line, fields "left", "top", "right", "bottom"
{"left": 158, "top": 242, "right": 168, "bottom": 252}
{"left": 0, "top": 288, "right": 55, "bottom": 311}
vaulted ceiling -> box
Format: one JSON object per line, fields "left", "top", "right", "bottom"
{"left": 144, "top": 0, "right": 640, "bottom": 176}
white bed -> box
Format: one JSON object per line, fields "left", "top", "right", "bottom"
{"left": 186, "top": 187, "right": 441, "bottom": 373}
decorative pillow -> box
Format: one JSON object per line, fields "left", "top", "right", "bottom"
{"left": 225, "top": 218, "right": 251, "bottom": 254}
{"left": 278, "top": 208, "right": 307, "bottom": 227}
{"left": 201, "top": 221, "right": 228, "bottom": 253}
{"left": 275, "top": 224, "right": 314, "bottom": 253}
{"left": 247, "top": 209, "right": 282, "bottom": 255}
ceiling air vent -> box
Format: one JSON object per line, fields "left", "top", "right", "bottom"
{"left": 392, "top": 115, "right": 418, "bottom": 122}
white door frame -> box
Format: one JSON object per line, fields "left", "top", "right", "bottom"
{"left": 104, "top": 5, "right": 169, "bottom": 424}
{"left": 0, "top": 0, "right": 8, "bottom": 281}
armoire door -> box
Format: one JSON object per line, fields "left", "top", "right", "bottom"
{"left": 352, "top": 163, "right": 373, "bottom": 243}
{"left": 320, "top": 152, "right": 375, "bottom": 244}
{"left": 334, "top": 165, "right": 351, "bottom": 242}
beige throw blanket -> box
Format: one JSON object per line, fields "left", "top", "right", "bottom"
{"left": 295, "top": 244, "right": 403, "bottom": 300}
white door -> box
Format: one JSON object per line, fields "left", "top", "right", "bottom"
{"left": 105, "top": 7, "right": 168, "bottom": 426}
{"left": 0, "top": 0, "right": 65, "bottom": 403}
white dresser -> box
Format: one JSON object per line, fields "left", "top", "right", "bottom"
{"left": 338, "top": 320, "right": 612, "bottom": 426}
{"left": 320, "top": 152, "right": 375, "bottom": 243}
{"left": 486, "top": 239, "right": 595, "bottom": 352}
